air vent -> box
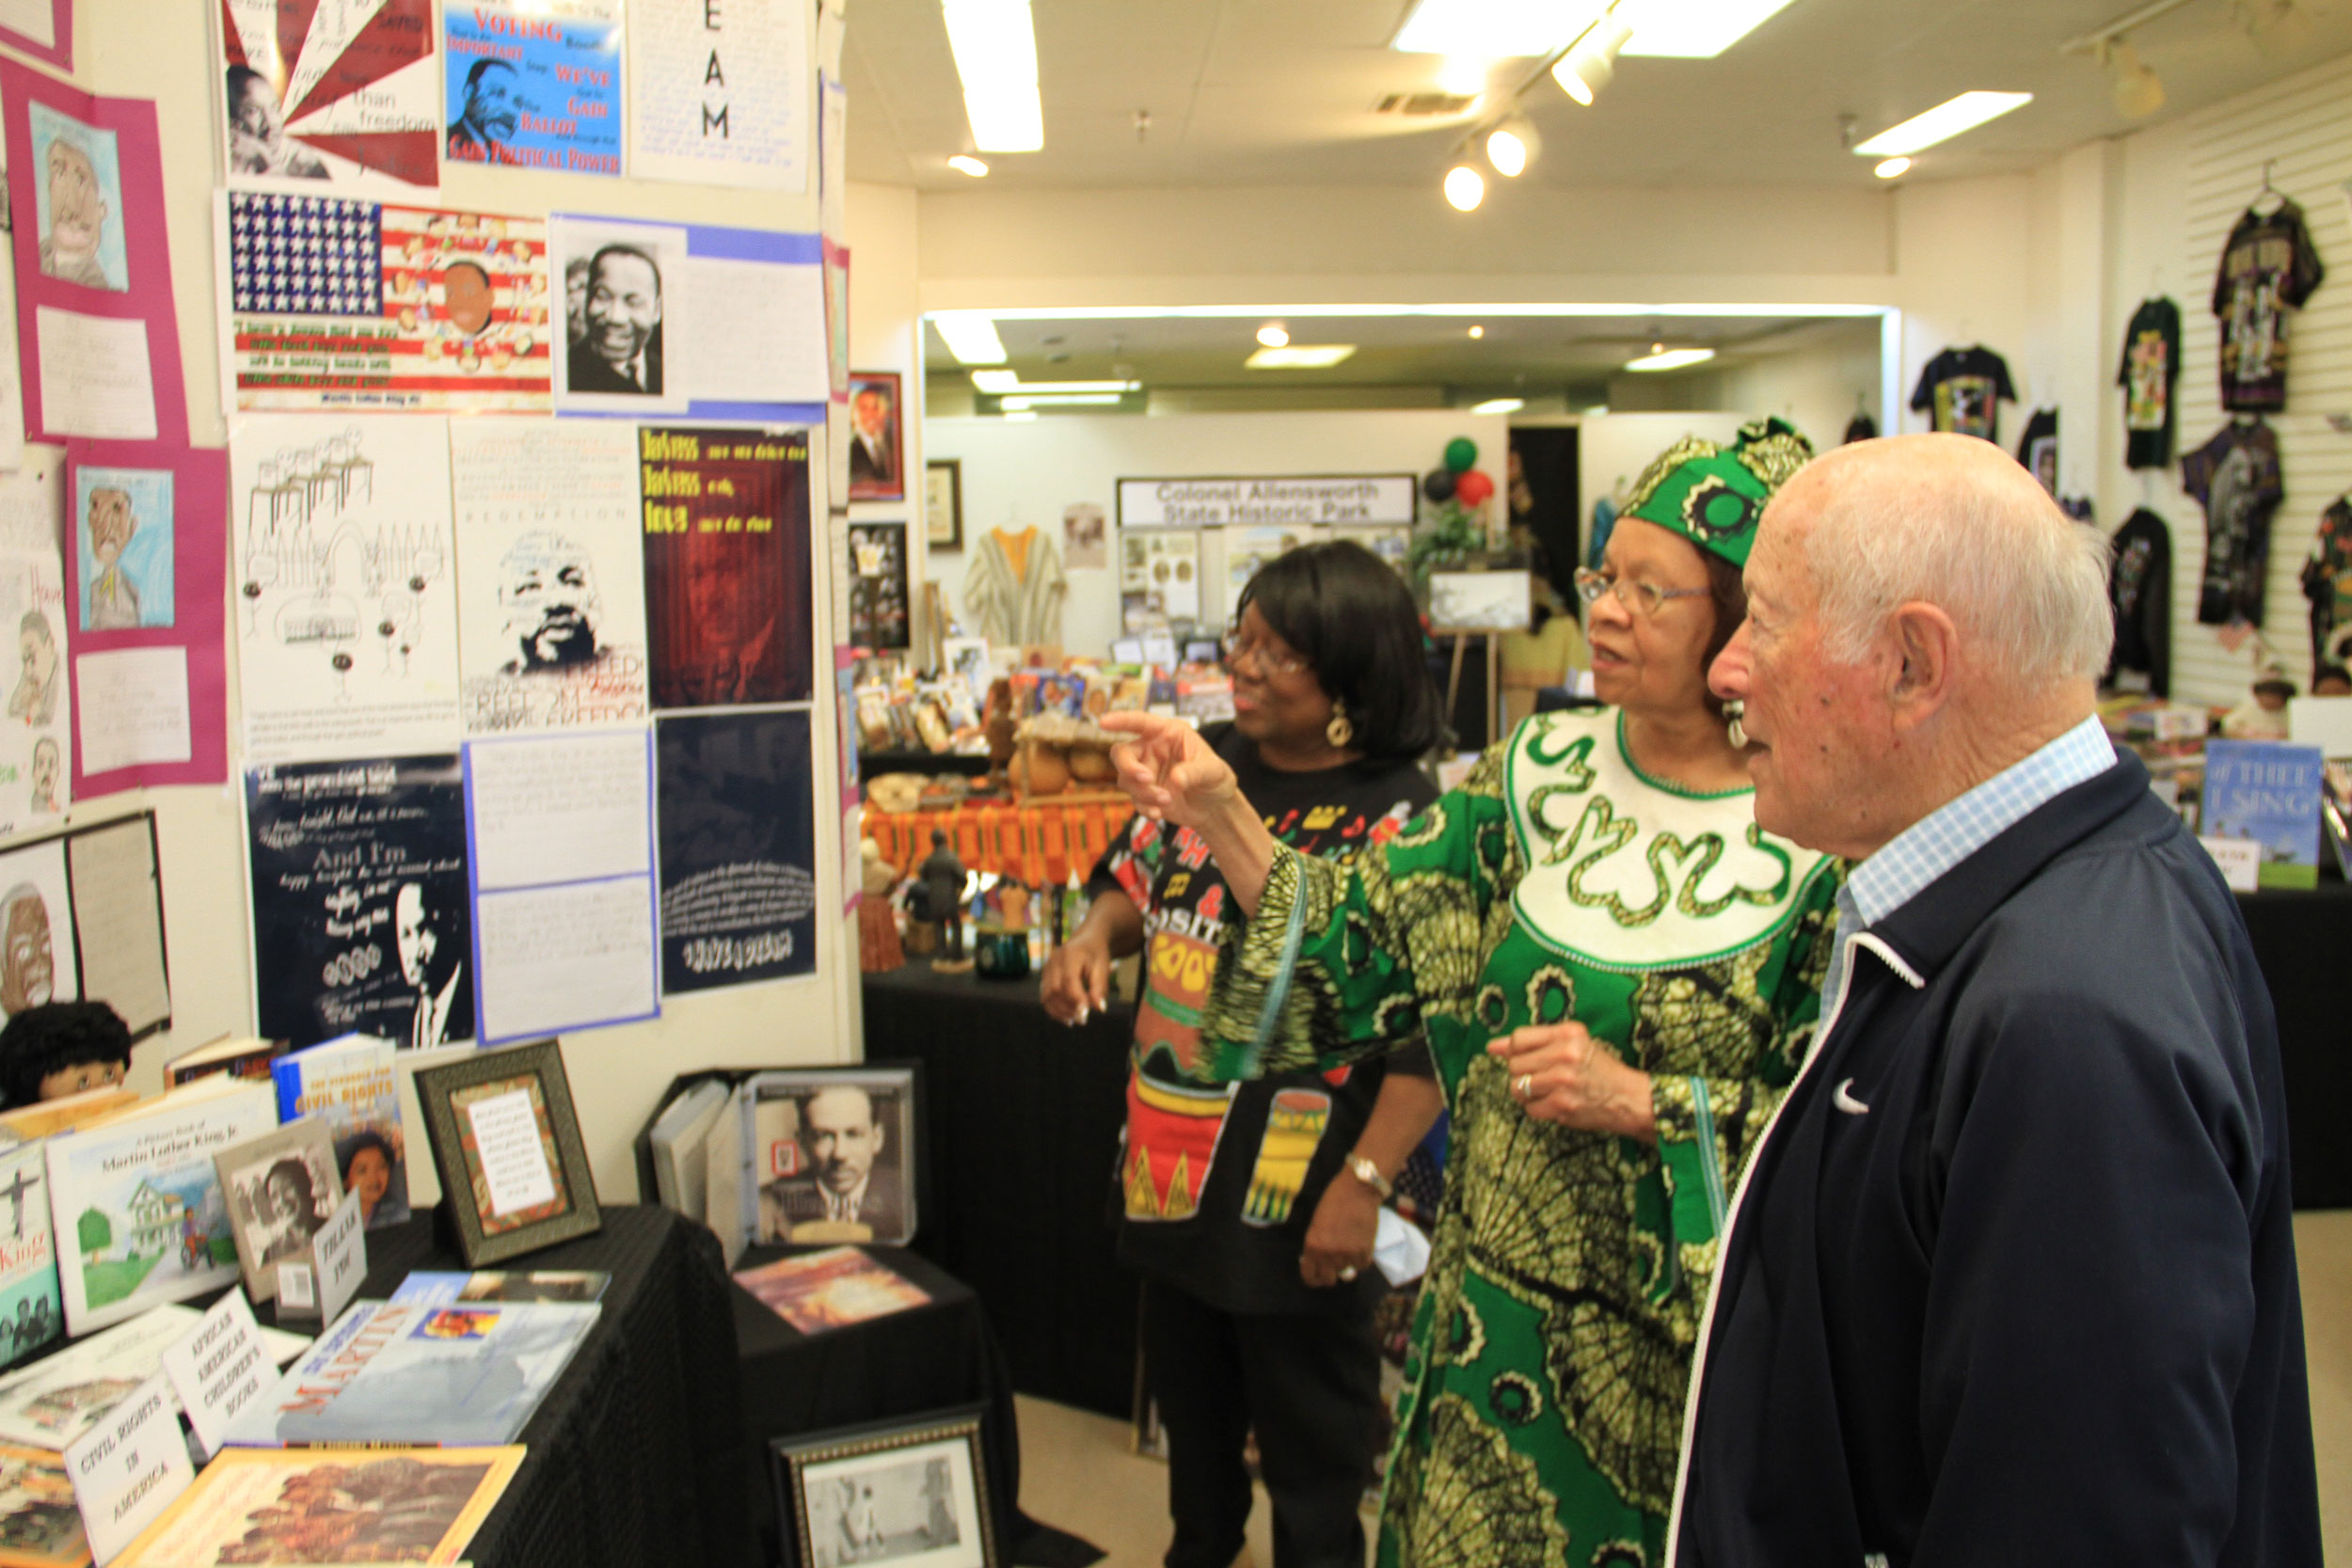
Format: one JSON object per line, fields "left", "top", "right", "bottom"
{"left": 1375, "top": 91, "right": 1477, "bottom": 116}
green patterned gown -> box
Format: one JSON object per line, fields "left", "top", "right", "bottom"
{"left": 1192, "top": 708, "right": 1839, "bottom": 1568}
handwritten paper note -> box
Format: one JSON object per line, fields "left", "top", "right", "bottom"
{"left": 476, "top": 878, "right": 657, "bottom": 1042}
{"left": 467, "top": 729, "right": 650, "bottom": 887}
{"left": 74, "top": 646, "right": 187, "bottom": 774}
{"left": 675, "top": 255, "right": 828, "bottom": 405}
{"left": 34, "top": 309, "right": 154, "bottom": 440}
{"left": 467, "top": 1087, "right": 558, "bottom": 1217}
{"left": 629, "top": 0, "right": 809, "bottom": 191}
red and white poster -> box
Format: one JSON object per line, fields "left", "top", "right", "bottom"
{"left": 216, "top": 0, "right": 439, "bottom": 193}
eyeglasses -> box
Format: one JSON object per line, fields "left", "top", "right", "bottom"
{"left": 1574, "top": 567, "right": 1708, "bottom": 619}
{"left": 1223, "top": 637, "right": 1310, "bottom": 677}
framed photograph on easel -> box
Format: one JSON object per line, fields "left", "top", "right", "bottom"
{"left": 771, "top": 1405, "right": 995, "bottom": 1568}
{"left": 414, "top": 1037, "right": 601, "bottom": 1266}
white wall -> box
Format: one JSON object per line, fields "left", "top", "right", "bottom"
{"left": 924, "top": 410, "right": 1506, "bottom": 653}
{"left": 56, "top": 0, "right": 874, "bottom": 1204}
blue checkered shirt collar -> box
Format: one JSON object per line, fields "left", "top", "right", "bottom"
{"left": 1845, "top": 713, "right": 2118, "bottom": 929}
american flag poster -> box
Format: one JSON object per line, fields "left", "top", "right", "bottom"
{"left": 223, "top": 192, "right": 553, "bottom": 413}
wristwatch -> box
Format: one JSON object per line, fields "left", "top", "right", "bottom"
{"left": 1348, "top": 1155, "right": 1393, "bottom": 1200}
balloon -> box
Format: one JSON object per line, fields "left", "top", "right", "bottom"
{"left": 1422, "top": 467, "right": 1457, "bottom": 503}
{"left": 1444, "top": 436, "right": 1478, "bottom": 474}
{"left": 1454, "top": 469, "right": 1495, "bottom": 507}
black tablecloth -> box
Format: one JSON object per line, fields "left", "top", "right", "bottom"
{"left": 260, "top": 1204, "right": 754, "bottom": 1568}
{"left": 2236, "top": 886, "right": 2352, "bottom": 1210}
{"left": 733, "top": 1245, "right": 1022, "bottom": 1568}
{"left": 864, "top": 963, "right": 1139, "bottom": 1418}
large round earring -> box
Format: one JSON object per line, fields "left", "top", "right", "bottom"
{"left": 1326, "top": 700, "right": 1355, "bottom": 750}
{"left": 1724, "top": 701, "right": 1747, "bottom": 749}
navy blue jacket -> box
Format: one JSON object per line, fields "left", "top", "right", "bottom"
{"left": 1673, "top": 751, "right": 2320, "bottom": 1566}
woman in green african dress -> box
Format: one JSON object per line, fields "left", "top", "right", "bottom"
{"left": 1101, "top": 420, "right": 1840, "bottom": 1568}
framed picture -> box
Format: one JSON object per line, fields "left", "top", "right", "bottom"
{"left": 1427, "top": 568, "right": 1534, "bottom": 634}
{"left": 771, "top": 1405, "right": 995, "bottom": 1568}
{"left": 413, "top": 1037, "right": 602, "bottom": 1266}
{"left": 848, "top": 521, "right": 911, "bottom": 650}
{"left": 925, "top": 461, "right": 962, "bottom": 552}
{"left": 213, "top": 1117, "right": 343, "bottom": 1305}
{"left": 741, "top": 1065, "right": 920, "bottom": 1248}
{"left": 847, "top": 372, "right": 905, "bottom": 501}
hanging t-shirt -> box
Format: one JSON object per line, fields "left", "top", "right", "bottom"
{"left": 2118, "top": 296, "right": 2184, "bottom": 469}
{"left": 1909, "top": 346, "right": 2016, "bottom": 441}
{"left": 2015, "top": 408, "right": 2059, "bottom": 496}
{"left": 2300, "top": 498, "right": 2352, "bottom": 674}
{"left": 1091, "top": 727, "right": 1438, "bottom": 1316}
{"left": 2106, "top": 508, "right": 2172, "bottom": 697}
{"left": 2183, "top": 420, "right": 2284, "bottom": 627}
{"left": 2212, "top": 201, "right": 2325, "bottom": 413}
{"left": 1842, "top": 411, "right": 1878, "bottom": 444}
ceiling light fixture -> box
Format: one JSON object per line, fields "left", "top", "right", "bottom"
{"left": 1444, "top": 164, "right": 1487, "bottom": 210}
{"left": 1393, "top": 0, "right": 1610, "bottom": 58}
{"left": 2235, "top": 0, "right": 2313, "bottom": 57}
{"left": 1626, "top": 346, "right": 1716, "bottom": 372}
{"left": 1245, "top": 345, "right": 1359, "bottom": 369}
{"left": 1616, "top": 0, "right": 1796, "bottom": 58}
{"left": 1001, "top": 392, "right": 1127, "bottom": 409}
{"left": 1852, "top": 91, "right": 2033, "bottom": 156}
{"left": 1874, "top": 156, "right": 1912, "bottom": 179}
{"left": 933, "top": 312, "right": 1009, "bottom": 365}
{"left": 1437, "top": 55, "right": 1492, "bottom": 95}
{"left": 1256, "top": 323, "right": 1291, "bottom": 348}
{"left": 1004, "top": 410, "right": 1040, "bottom": 421}
{"left": 1552, "top": 12, "right": 1634, "bottom": 104}
{"left": 941, "top": 0, "right": 1044, "bottom": 152}
{"left": 2102, "top": 40, "right": 2165, "bottom": 118}
{"left": 971, "top": 372, "right": 1140, "bottom": 393}
{"left": 1470, "top": 397, "right": 1526, "bottom": 414}
{"left": 1468, "top": 325, "right": 1486, "bottom": 339}
{"left": 947, "top": 154, "right": 991, "bottom": 177}
{"left": 1485, "top": 116, "right": 1540, "bottom": 176}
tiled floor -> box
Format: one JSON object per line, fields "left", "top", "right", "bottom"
{"left": 1016, "top": 1211, "right": 2352, "bottom": 1566}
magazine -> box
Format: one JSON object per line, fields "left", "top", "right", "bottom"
{"left": 0, "top": 1141, "right": 59, "bottom": 1373}
{"left": 44, "top": 1082, "right": 278, "bottom": 1335}
{"left": 113, "top": 1446, "right": 524, "bottom": 1567}
{"left": 732, "top": 1246, "right": 932, "bottom": 1335}
{"left": 225, "top": 1300, "right": 597, "bottom": 1448}
{"left": 0, "top": 1445, "right": 84, "bottom": 1568}
{"left": 272, "top": 1036, "right": 409, "bottom": 1231}
{"left": 389, "top": 1272, "right": 611, "bottom": 1306}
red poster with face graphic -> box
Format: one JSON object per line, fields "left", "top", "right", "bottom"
{"left": 638, "top": 426, "right": 813, "bottom": 709}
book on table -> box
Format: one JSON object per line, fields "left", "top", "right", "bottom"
{"left": 271, "top": 1035, "right": 409, "bottom": 1231}
{"left": 732, "top": 1245, "right": 932, "bottom": 1335}
{"left": 0, "top": 1139, "right": 61, "bottom": 1374}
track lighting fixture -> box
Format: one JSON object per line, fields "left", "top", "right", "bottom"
{"left": 1552, "top": 13, "right": 1633, "bottom": 105}
{"left": 1484, "top": 116, "right": 1540, "bottom": 177}
{"left": 1444, "top": 164, "right": 1486, "bottom": 211}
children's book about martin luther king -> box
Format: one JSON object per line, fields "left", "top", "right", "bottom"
{"left": 272, "top": 1035, "right": 409, "bottom": 1231}
{"left": 0, "top": 1141, "right": 60, "bottom": 1375}
{"left": 225, "top": 1299, "right": 598, "bottom": 1448}
{"left": 43, "top": 1079, "right": 278, "bottom": 1335}
{"left": 2202, "top": 740, "right": 2327, "bottom": 889}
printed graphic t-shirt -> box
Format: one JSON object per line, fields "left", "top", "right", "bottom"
{"left": 1910, "top": 346, "right": 2016, "bottom": 441}
{"left": 2015, "top": 407, "right": 2059, "bottom": 496}
{"left": 2119, "top": 296, "right": 2184, "bottom": 468}
{"left": 2300, "top": 497, "right": 2352, "bottom": 674}
{"left": 2213, "top": 201, "right": 2325, "bottom": 413}
{"left": 2184, "top": 419, "right": 2284, "bottom": 627}
{"left": 1090, "top": 728, "right": 1438, "bottom": 1316}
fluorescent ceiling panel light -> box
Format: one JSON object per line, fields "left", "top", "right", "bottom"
{"left": 947, "top": 154, "right": 990, "bottom": 176}
{"left": 1874, "top": 156, "right": 1912, "bottom": 179}
{"left": 1470, "top": 397, "right": 1525, "bottom": 414}
{"left": 1617, "top": 0, "right": 1795, "bottom": 58}
{"left": 1393, "top": 0, "right": 1607, "bottom": 57}
{"left": 1625, "top": 346, "right": 1716, "bottom": 372}
{"left": 968, "top": 369, "right": 1021, "bottom": 392}
{"left": 1853, "top": 91, "right": 2032, "bottom": 157}
{"left": 1001, "top": 393, "right": 1125, "bottom": 408}
{"left": 942, "top": 0, "right": 1043, "bottom": 152}
{"left": 1256, "top": 324, "right": 1290, "bottom": 348}
{"left": 1437, "top": 55, "right": 1491, "bottom": 95}
{"left": 933, "top": 312, "right": 1009, "bottom": 365}
{"left": 1245, "top": 345, "right": 1359, "bottom": 369}
{"left": 971, "top": 372, "right": 1139, "bottom": 394}
{"left": 1444, "top": 164, "right": 1486, "bottom": 211}
{"left": 1004, "top": 410, "right": 1039, "bottom": 421}
{"left": 1583, "top": 404, "right": 1611, "bottom": 415}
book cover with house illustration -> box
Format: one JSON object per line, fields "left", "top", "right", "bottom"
{"left": 44, "top": 1082, "right": 278, "bottom": 1334}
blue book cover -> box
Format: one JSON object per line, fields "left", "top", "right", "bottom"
{"left": 270, "top": 1035, "right": 409, "bottom": 1230}
{"left": 2202, "top": 740, "right": 2325, "bottom": 889}
{"left": 225, "top": 1299, "right": 598, "bottom": 1448}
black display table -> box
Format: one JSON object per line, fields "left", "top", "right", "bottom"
{"left": 862, "top": 962, "right": 1139, "bottom": 1418}
{"left": 258, "top": 1204, "right": 755, "bottom": 1568}
{"left": 2235, "top": 885, "right": 2352, "bottom": 1210}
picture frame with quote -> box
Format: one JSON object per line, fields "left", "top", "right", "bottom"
{"left": 413, "top": 1037, "right": 601, "bottom": 1266}
{"left": 770, "top": 1404, "right": 995, "bottom": 1568}
{"left": 925, "top": 459, "right": 962, "bottom": 551}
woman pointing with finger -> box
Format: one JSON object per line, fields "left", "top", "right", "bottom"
{"left": 1103, "top": 420, "right": 1841, "bottom": 1568}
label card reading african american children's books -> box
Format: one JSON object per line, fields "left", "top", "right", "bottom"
{"left": 732, "top": 1245, "right": 930, "bottom": 1335}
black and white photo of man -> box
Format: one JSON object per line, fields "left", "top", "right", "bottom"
{"left": 224, "top": 65, "right": 327, "bottom": 181}
{"left": 497, "top": 531, "right": 605, "bottom": 674}
{"left": 567, "top": 245, "right": 662, "bottom": 395}
{"left": 395, "top": 879, "right": 469, "bottom": 1049}
{"left": 758, "top": 1084, "right": 909, "bottom": 1243}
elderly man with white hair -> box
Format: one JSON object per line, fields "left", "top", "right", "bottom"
{"left": 1670, "top": 434, "right": 2321, "bottom": 1565}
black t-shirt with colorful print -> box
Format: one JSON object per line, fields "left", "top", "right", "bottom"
{"left": 1089, "top": 726, "right": 1438, "bottom": 1316}
{"left": 2213, "top": 201, "right": 2325, "bottom": 413}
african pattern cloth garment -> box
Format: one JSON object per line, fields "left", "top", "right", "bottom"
{"left": 1186, "top": 708, "right": 1839, "bottom": 1567}
{"left": 963, "top": 526, "right": 1067, "bottom": 649}
{"left": 1091, "top": 727, "right": 1437, "bottom": 1315}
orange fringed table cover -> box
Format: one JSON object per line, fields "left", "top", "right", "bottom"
{"left": 866, "top": 797, "right": 1136, "bottom": 887}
